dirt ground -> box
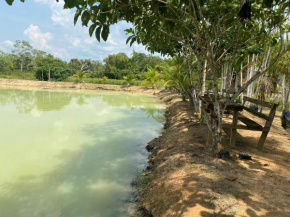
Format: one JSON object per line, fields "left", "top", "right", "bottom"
{"left": 139, "top": 91, "right": 290, "bottom": 217}
{"left": 0, "top": 78, "right": 158, "bottom": 95}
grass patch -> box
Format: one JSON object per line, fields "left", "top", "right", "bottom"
{"left": 0, "top": 71, "right": 36, "bottom": 80}
{"left": 66, "top": 77, "right": 143, "bottom": 86}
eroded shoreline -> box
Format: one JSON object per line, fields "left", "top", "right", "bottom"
{"left": 0, "top": 78, "right": 158, "bottom": 95}
{"left": 135, "top": 91, "right": 290, "bottom": 217}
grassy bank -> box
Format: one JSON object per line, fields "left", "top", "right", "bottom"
{"left": 0, "top": 71, "right": 36, "bottom": 80}
{"left": 66, "top": 77, "right": 143, "bottom": 86}
{"left": 0, "top": 72, "right": 144, "bottom": 87}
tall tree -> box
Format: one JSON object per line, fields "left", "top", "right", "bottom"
{"left": 12, "top": 40, "right": 33, "bottom": 72}
{"left": 35, "top": 54, "right": 70, "bottom": 81}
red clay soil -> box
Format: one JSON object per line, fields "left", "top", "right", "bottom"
{"left": 139, "top": 90, "right": 290, "bottom": 217}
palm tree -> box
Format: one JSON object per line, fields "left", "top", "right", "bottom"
{"left": 123, "top": 74, "right": 136, "bottom": 87}
{"left": 73, "top": 71, "right": 86, "bottom": 83}
{"left": 163, "top": 57, "right": 191, "bottom": 101}
{"left": 141, "top": 65, "right": 161, "bottom": 89}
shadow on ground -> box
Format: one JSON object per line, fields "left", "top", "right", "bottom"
{"left": 140, "top": 91, "right": 290, "bottom": 217}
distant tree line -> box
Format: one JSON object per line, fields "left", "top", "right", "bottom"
{"left": 0, "top": 40, "right": 164, "bottom": 81}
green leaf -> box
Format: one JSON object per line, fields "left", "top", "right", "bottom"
{"left": 5, "top": 0, "right": 14, "bottom": 5}
{"left": 263, "top": 0, "right": 273, "bottom": 7}
{"left": 88, "top": 0, "right": 95, "bottom": 7}
{"left": 74, "top": 9, "right": 82, "bottom": 25}
{"left": 130, "top": 37, "right": 136, "bottom": 46}
{"left": 126, "top": 35, "right": 133, "bottom": 44}
{"left": 99, "top": 13, "right": 107, "bottom": 23}
{"left": 95, "top": 26, "right": 102, "bottom": 42}
{"left": 89, "top": 23, "right": 97, "bottom": 37}
{"left": 124, "top": 28, "right": 134, "bottom": 34}
{"left": 101, "top": 25, "right": 109, "bottom": 41}
{"left": 64, "top": 0, "right": 76, "bottom": 8}
{"left": 81, "top": 11, "right": 91, "bottom": 26}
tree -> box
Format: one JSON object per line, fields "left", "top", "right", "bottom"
{"left": 129, "top": 51, "right": 164, "bottom": 78}
{"left": 163, "top": 57, "right": 192, "bottom": 102}
{"left": 0, "top": 50, "right": 14, "bottom": 73}
{"left": 69, "top": 58, "right": 95, "bottom": 74}
{"left": 123, "top": 74, "right": 136, "bottom": 86}
{"left": 73, "top": 71, "right": 86, "bottom": 83}
{"left": 142, "top": 66, "right": 162, "bottom": 89}
{"left": 66, "top": 0, "right": 290, "bottom": 152}
{"left": 6, "top": 0, "right": 290, "bottom": 152}
{"left": 12, "top": 40, "right": 33, "bottom": 71}
{"left": 35, "top": 54, "right": 70, "bottom": 81}
{"left": 104, "top": 53, "right": 130, "bottom": 79}
{"left": 276, "top": 52, "right": 290, "bottom": 111}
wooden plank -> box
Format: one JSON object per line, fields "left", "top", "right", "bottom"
{"left": 257, "top": 104, "right": 277, "bottom": 149}
{"left": 244, "top": 106, "right": 269, "bottom": 120}
{"left": 236, "top": 125, "right": 263, "bottom": 131}
{"left": 222, "top": 123, "right": 264, "bottom": 131}
{"left": 238, "top": 116, "right": 263, "bottom": 130}
{"left": 199, "top": 96, "right": 244, "bottom": 112}
{"left": 243, "top": 96, "right": 274, "bottom": 108}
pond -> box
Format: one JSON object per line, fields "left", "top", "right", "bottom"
{"left": 0, "top": 87, "right": 165, "bottom": 217}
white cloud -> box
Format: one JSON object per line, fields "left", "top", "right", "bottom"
{"left": 33, "top": 0, "right": 159, "bottom": 60}
{"left": 84, "top": 38, "right": 95, "bottom": 45}
{"left": 34, "top": 0, "right": 74, "bottom": 27}
{"left": 70, "top": 37, "right": 81, "bottom": 47}
{"left": 24, "top": 24, "right": 69, "bottom": 58}
{"left": 24, "top": 25, "right": 53, "bottom": 50}
{"left": 34, "top": 0, "right": 52, "bottom": 3}
{"left": 3, "top": 40, "right": 14, "bottom": 48}
{"left": 50, "top": 1, "right": 74, "bottom": 27}
{"left": 0, "top": 40, "right": 14, "bottom": 52}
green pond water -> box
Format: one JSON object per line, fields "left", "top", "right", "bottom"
{"left": 0, "top": 87, "right": 165, "bottom": 217}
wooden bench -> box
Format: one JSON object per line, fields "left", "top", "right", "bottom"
{"left": 230, "top": 96, "right": 278, "bottom": 149}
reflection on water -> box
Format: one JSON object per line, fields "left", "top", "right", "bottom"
{"left": 0, "top": 87, "right": 165, "bottom": 217}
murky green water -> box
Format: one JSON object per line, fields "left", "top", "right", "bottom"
{"left": 0, "top": 87, "right": 165, "bottom": 217}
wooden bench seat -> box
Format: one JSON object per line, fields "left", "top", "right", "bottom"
{"left": 201, "top": 95, "right": 278, "bottom": 149}
{"left": 234, "top": 96, "right": 277, "bottom": 149}
{"left": 237, "top": 115, "right": 263, "bottom": 131}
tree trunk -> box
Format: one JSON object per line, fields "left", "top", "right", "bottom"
{"left": 48, "top": 67, "right": 51, "bottom": 81}
{"left": 220, "top": 67, "right": 224, "bottom": 94}
{"left": 199, "top": 59, "right": 207, "bottom": 112}
{"left": 282, "top": 74, "right": 286, "bottom": 111}
{"left": 240, "top": 63, "right": 243, "bottom": 103}
{"left": 210, "top": 99, "right": 224, "bottom": 154}
{"left": 202, "top": 60, "right": 207, "bottom": 94}
{"left": 186, "top": 57, "right": 199, "bottom": 112}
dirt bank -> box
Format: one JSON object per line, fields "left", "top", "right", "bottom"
{"left": 0, "top": 78, "right": 158, "bottom": 95}
{"left": 138, "top": 91, "right": 290, "bottom": 217}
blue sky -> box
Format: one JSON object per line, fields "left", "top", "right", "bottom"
{"left": 0, "top": 0, "right": 152, "bottom": 61}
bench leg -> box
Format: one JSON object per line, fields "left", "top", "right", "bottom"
{"left": 257, "top": 131, "right": 269, "bottom": 149}
{"left": 257, "top": 104, "right": 277, "bottom": 150}
{"left": 230, "top": 110, "right": 238, "bottom": 147}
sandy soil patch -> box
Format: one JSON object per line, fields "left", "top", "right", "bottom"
{"left": 0, "top": 79, "right": 158, "bottom": 95}
{"left": 138, "top": 91, "right": 290, "bottom": 217}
